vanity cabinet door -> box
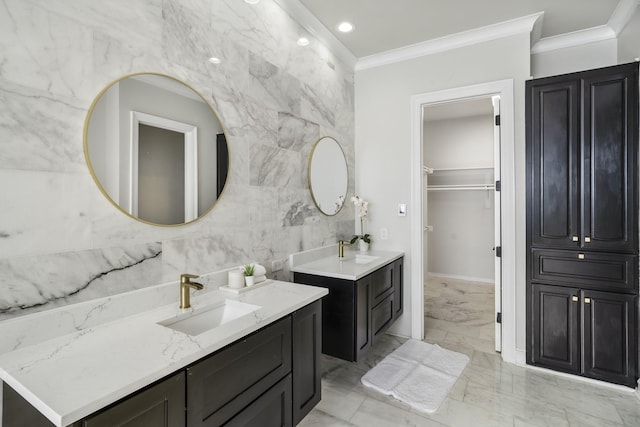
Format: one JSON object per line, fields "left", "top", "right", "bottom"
{"left": 292, "top": 300, "right": 322, "bottom": 425}
{"left": 355, "top": 275, "right": 372, "bottom": 361}
{"left": 78, "top": 372, "right": 186, "bottom": 427}
{"left": 186, "top": 316, "right": 291, "bottom": 427}
{"left": 392, "top": 258, "right": 403, "bottom": 319}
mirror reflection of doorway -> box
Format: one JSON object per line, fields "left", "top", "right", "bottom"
{"left": 138, "top": 124, "right": 185, "bottom": 224}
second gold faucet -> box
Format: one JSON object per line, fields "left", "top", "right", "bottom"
{"left": 180, "top": 273, "right": 204, "bottom": 309}
{"left": 338, "top": 240, "right": 351, "bottom": 258}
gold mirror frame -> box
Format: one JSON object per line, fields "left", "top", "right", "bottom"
{"left": 83, "top": 72, "right": 229, "bottom": 227}
{"left": 308, "top": 136, "right": 349, "bottom": 216}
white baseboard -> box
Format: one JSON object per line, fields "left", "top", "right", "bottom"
{"left": 426, "top": 272, "right": 494, "bottom": 284}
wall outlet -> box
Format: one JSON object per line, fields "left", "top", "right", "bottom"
{"left": 380, "top": 228, "right": 388, "bottom": 240}
{"left": 271, "top": 259, "right": 285, "bottom": 272}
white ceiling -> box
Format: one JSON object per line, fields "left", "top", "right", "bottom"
{"left": 296, "top": 0, "right": 628, "bottom": 58}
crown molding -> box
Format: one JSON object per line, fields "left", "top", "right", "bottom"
{"left": 531, "top": 25, "right": 617, "bottom": 54}
{"left": 271, "top": 0, "right": 357, "bottom": 70}
{"left": 531, "top": 0, "right": 638, "bottom": 54}
{"left": 355, "top": 13, "right": 543, "bottom": 72}
{"left": 608, "top": 0, "right": 640, "bottom": 34}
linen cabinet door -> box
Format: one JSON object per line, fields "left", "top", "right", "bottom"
{"left": 582, "top": 290, "right": 637, "bottom": 387}
{"left": 526, "top": 78, "right": 580, "bottom": 249}
{"left": 529, "top": 284, "right": 580, "bottom": 374}
{"left": 580, "top": 64, "right": 638, "bottom": 253}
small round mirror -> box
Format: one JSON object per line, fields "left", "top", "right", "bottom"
{"left": 84, "top": 73, "right": 229, "bottom": 226}
{"left": 308, "top": 136, "right": 348, "bottom": 215}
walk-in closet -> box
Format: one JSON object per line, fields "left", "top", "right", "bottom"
{"left": 422, "top": 97, "right": 501, "bottom": 354}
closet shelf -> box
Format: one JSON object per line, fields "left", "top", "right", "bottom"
{"left": 427, "top": 184, "right": 495, "bottom": 192}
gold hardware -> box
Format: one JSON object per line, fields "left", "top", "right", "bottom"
{"left": 584, "top": 298, "right": 591, "bottom": 304}
{"left": 584, "top": 236, "right": 591, "bottom": 243}
{"left": 180, "top": 273, "right": 204, "bottom": 309}
{"left": 572, "top": 296, "right": 579, "bottom": 302}
{"left": 572, "top": 236, "right": 579, "bottom": 242}
{"left": 338, "top": 240, "right": 351, "bottom": 258}
{"left": 578, "top": 253, "right": 585, "bottom": 260}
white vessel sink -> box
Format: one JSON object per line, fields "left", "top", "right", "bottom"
{"left": 354, "top": 254, "right": 380, "bottom": 264}
{"left": 159, "top": 299, "right": 261, "bottom": 336}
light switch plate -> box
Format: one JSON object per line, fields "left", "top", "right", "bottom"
{"left": 380, "top": 228, "right": 388, "bottom": 240}
{"left": 398, "top": 203, "right": 407, "bottom": 216}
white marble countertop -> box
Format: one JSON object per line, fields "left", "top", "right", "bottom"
{"left": 0, "top": 280, "right": 327, "bottom": 426}
{"left": 290, "top": 247, "right": 404, "bottom": 280}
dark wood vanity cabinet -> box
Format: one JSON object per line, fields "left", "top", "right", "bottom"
{"left": 3, "top": 300, "right": 323, "bottom": 427}
{"left": 186, "top": 316, "right": 292, "bottom": 426}
{"left": 75, "top": 373, "right": 186, "bottom": 427}
{"left": 293, "top": 257, "right": 403, "bottom": 362}
{"left": 526, "top": 62, "right": 639, "bottom": 387}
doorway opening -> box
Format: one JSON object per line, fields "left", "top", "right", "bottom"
{"left": 422, "top": 96, "right": 501, "bottom": 354}
{"left": 410, "top": 79, "right": 517, "bottom": 363}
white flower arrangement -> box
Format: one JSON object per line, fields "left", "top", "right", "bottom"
{"left": 349, "top": 195, "right": 371, "bottom": 244}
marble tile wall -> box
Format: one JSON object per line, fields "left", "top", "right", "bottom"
{"left": 0, "top": 0, "right": 355, "bottom": 322}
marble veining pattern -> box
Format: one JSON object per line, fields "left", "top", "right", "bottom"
{"left": 0, "top": 0, "right": 355, "bottom": 325}
{"left": 0, "top": 243, "right": 162, "bottom": 321}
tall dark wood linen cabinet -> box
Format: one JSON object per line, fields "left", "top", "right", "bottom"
{"left": 526, "top": 62, "right": 639, "bottom": 387}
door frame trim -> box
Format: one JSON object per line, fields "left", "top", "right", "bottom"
{"left": 409, "top": 79, "right": 517, "bottom": 363}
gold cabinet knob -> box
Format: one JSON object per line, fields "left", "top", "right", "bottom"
{"left": 572, "top": 236, "right": 579, "bottom": 242}
{"left": 578, "top": 253, "right": 585, "bottom": 260}
{"left": 572, "top": 296, "right": 579, "bottom": 302}
{"left": 584, "top": 236, "right": 591, "bottom": 243}
{"left": 584, "top": 298, "right": 591, "bottom": 304}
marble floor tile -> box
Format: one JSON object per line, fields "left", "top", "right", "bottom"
{"left": 301, "top": 276, "right": 640, "bottom": 426}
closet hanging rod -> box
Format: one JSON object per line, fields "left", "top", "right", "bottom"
{"left": 431, "top": 166, "right": 494, "bottom": 172}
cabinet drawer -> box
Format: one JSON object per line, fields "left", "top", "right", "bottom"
{"left": 371, "top": 263, "right": 394, "bottom": 306}
{"left": 225, "top": 374, "right": 292, "bottom": 427}
{"left": 372, "top": 292, "right": 394, "bottom": 341}
{"left": 186, "top": 316, "right": 292, "bottom": 427}
{"left": 531, "top": 249, "right": 636, "bottom": 292}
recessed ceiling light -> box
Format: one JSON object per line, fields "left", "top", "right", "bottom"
{"left": 336, "top": 21, "right": 354, "bottom": 33}
{"left": 208, "top": 57, "right": 221, "bottom": 64}
{"left": 297, "top": 37, "right": 310, "bottom": 47}
{"left": 244, "top": 0, "right": 260, "bottom": 4}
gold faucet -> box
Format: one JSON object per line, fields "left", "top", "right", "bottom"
{"left": 338, "top": 240, "right": 351, "bottom": 258}
{"left": 179, "top": 273, "right": 204, "bottom": 309}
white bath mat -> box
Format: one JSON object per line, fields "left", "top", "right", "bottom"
{"left": 361, "top": 340, "right": 469, "bottom": 414}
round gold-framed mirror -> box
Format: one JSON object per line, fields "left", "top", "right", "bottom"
{"left": 84, "top": 73, "right": 229, "bottom": 226}
{"left": 308, "top": 136, "right": 348, "bottom": 216}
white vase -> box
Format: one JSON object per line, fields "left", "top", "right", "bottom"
{"left": 245, "top": 275, "right": 255, "bottom": 287}
{"left": 358, "top": 240, "right": 369, "bottom": 252}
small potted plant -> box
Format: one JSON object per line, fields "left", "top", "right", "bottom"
{"left": 243, "top": 264, "right": 255, "bottom": 287}
{"left": 349, "top": 195, "right": 371, "bottom": 252}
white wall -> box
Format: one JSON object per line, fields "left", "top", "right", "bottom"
{"left": 531, "top": 39, "right": 617, "bottom": 78}
{"left": 618, "top": 8, "right": 640, "bottom": 63}
{"left": 354, "top": 33, "right": 530, "bottom": 347}
{"left": 424, "top": 114, "right": 495, "bottom": 281}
